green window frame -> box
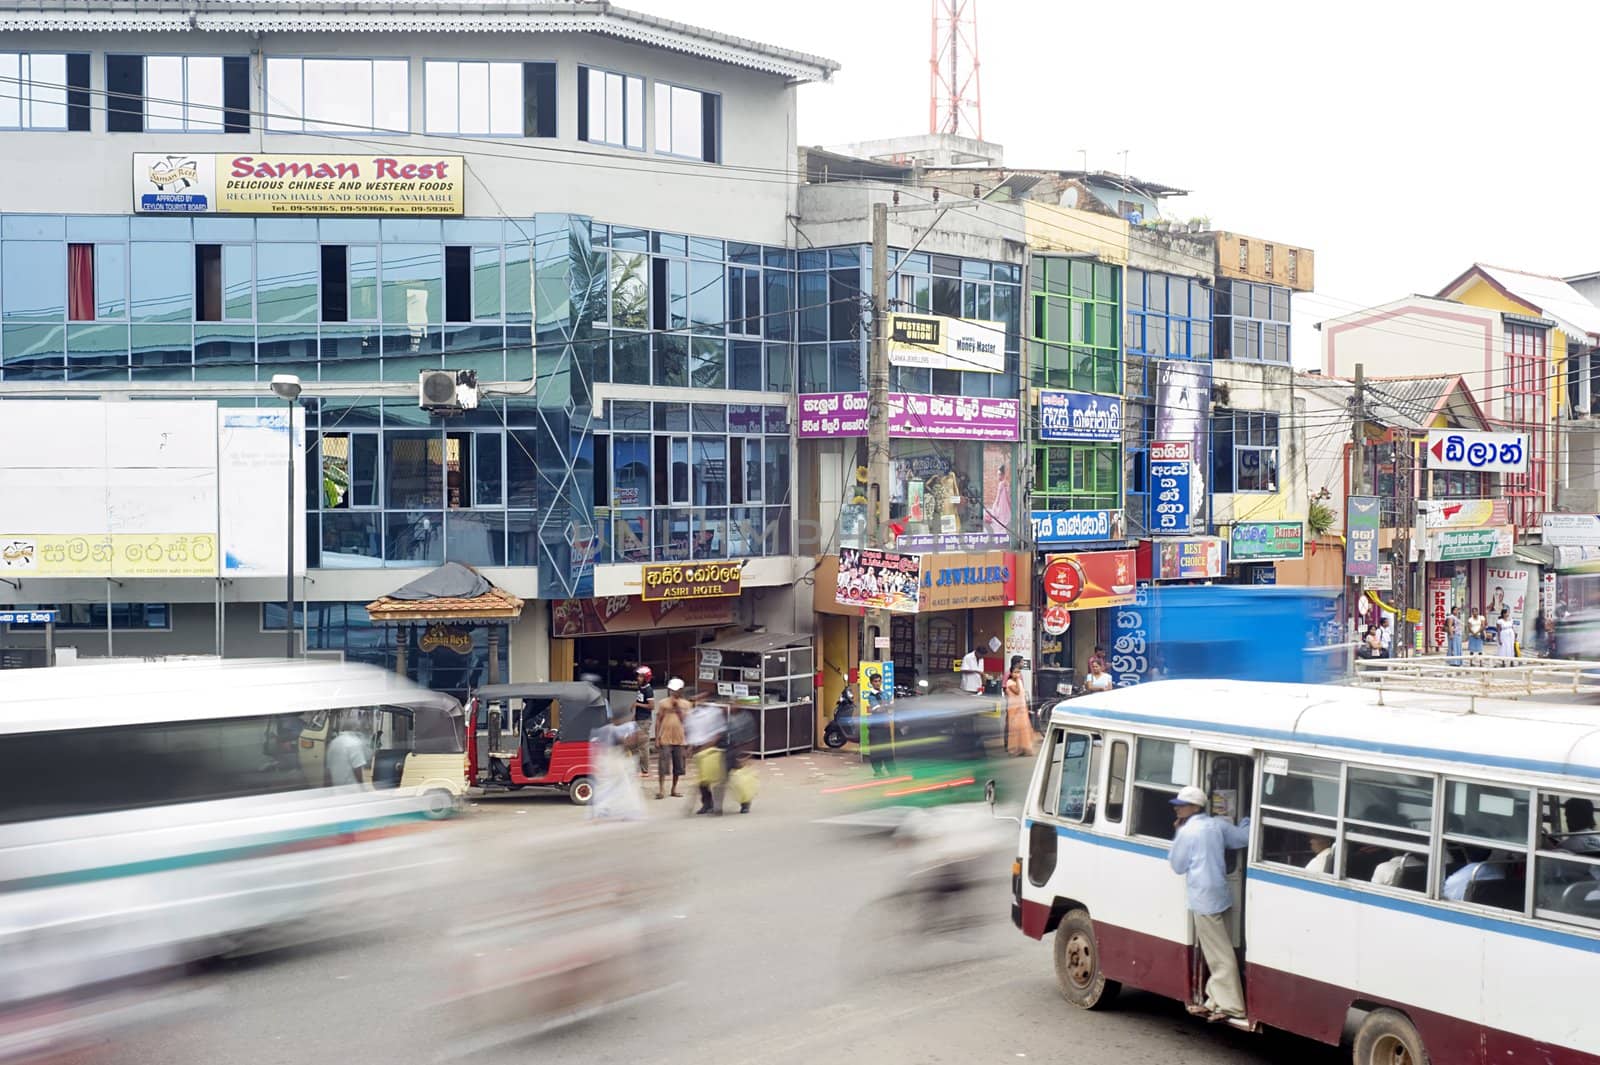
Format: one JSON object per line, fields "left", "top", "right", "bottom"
{"left": 1029, "top": 257, "right": 1120, "bottom": 395}
{"left": 1033, "top": 442, "right": 1120, "bottom": 511}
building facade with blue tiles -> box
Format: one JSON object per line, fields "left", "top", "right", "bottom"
{"left": 0, "top": 2, "right": 838, "bottom": 700}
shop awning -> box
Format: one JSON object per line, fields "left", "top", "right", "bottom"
{"left": 1514, "top": 544, "right": 1557, "bottom": 568}
{"left": 702, "top": 631, "right": 809, "bottom": 654}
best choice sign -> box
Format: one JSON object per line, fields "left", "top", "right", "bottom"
{"left": 1229, "top": 521, "right": 1305, "bottom": 562}
{"left": 134, "top": 153, "right": 465, "bottom": 215}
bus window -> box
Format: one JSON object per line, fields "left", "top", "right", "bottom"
{"left": 1041, "top": 730, "right": 1096, "bottom": 823}
{"left": 1131, "top": 738, "right": 1190, "bottom": 841}
{"left": 1533, "top": 790, "right": 1600, "bottom": 927}
{"left": 1440, "top": 780, "right": 1531, "bottom": 911}
{"left": 1103, "top": 740, "right": 1129, "bottom": 824}
{"left": 1257, "top": 753, "right": 1340, "bottom": 873}
{"left": 1343, "top": 767, "right": 1433, "bottom": 893}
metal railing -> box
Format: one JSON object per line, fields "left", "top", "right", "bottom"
{"left": 1351, "top": 654, "right": 1600, "bottom": 707}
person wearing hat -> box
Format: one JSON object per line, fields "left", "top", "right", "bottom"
{"left": 654, "top": 678, "right": 691, "bottom": 800}
{"left": 1166, "top": 784, "right": 1251, "bottom": 1024}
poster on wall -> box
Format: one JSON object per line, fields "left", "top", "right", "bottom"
{"left": 219, "top": 408, "right": 307, "bottom": 577}
{"left": 835, "top": 548, "right": 923, "bottom": 613}
{"left": 1484, "top": 567, "right": 1530, "bottom": 634}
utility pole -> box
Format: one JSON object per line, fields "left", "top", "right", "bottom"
{"left": 860, "top": 202, "right": 892, "bottom": 677}
{"left": 1350, "top": 363, "right": 1364, "bottom": 643}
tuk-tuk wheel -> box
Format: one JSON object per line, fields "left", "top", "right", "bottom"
{"left": 568, "top": 777, "right": 594, "bottom": 805}
{"left": 421, "top": 788, "right": 457, "bottom": 820}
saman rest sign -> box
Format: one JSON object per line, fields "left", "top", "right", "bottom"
{"left": 134, "top": 153, "right": 465, "bottom": 215}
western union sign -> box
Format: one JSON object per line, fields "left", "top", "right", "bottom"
{"left": 133, "top": 153, "right": 465, "bottom": 216}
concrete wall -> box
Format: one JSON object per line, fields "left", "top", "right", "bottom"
{"left": 1210, "top": 360, "right": 1307, "bottom": 528}
{"left": 1128, "top": 226, "right": 1213, "bottom": 280}
{"left": 1022, "top": 201, "right": 1127, "bottom": 264}
{"left": 797, "top": 182, "right": 1028, "bottom": 265}
{"left": 1320, "top": 297, "right": 1503, "bottom": 419}
{"left": 0, "top": 28, "right": 799, "bottom": 245}
{"left": 1298, "top": 374, "right": 1352, "bottom": 532}
{"left": 1212, "top": 231, "right": 1314, "bottom": 292}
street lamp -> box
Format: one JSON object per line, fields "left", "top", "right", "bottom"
{"left": 269, "top": 374, "right": 302, "bottom": 659}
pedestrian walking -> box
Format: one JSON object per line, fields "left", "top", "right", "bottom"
{"left": 590, "top": 706, "right": 646, "bottom": 822}
{"left": 1003, "top": 655, "right": 1035, "bottom": 758}
{"left": 1167, "top": 784, "right": 1251, "bottom": 1024}
{"left": 863, "top": 669, "right": 896, "bottom": 777}
{"left": 685, "top": 699, "right": 727, "bottom": 815}
{"left": 1376, "top": 616, "right": 1393, "bottom": 658}
{"left": 725, "top": 705, "right": 758, "bottom": 813}
{"left": 654, "top": 678, "right": 691, "bottom": 800}
{"left": 1466, "top": 607, "right": 1486, "bottom": 660}
{"left": 1446, "top": 607, "right": 1463, "bottom": 665}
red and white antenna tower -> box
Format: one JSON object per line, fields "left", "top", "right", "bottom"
{"left": 929, "top": 0, "right": 982, "bottom": 139}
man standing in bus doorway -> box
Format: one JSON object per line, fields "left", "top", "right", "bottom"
{"left": 1168, "top": 784, "right": 1251, "bottom": 1025}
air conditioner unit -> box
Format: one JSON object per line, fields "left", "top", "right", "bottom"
{"left": 420, "top": 369, "right": 479, "bottom": 413}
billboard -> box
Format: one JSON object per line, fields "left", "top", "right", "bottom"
{"left": 1031, "top": 508, "right": 1122, "bottom": 546}
{"left": 134, "top": 153, "right": 465, "bottom": 215}
{"left": 1154, "top": 537, "right": 1226, "bottom": 580}
{"left": 218, "top": 408, "right": 307, "bottom": 577}
{"left": 835, "top": 548, "right": 922, "bottom": 613}
{"left": 1038, "top": 390, "right": 1122, "bottom": 442}
{"left": 1425, "top": 429, "right": 1529, "bottom": 474}
{"left": 796, "top": 392, "right": 1020, "bottom": 441}
{"left": 1154, "top": 361, "right": 1211, "bottom": 525}
{"left": 641, "top": 561, "right": 743, "bottom": 602}
{"left": 887, "top": 314, "right": 1004, "bottom": 373}
{"left": 1230, "top": 521, "right": 1306, "bottom": 562}
{"left": 1542, "top": 514, "right": 1600, "bottom": 546}
{"left": 1041, "top": 550, "right": 1137, "bottom": 611}
{"left": 1148, "top": 440, "right": 1194, "bottom": 535}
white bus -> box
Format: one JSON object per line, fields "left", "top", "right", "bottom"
{"left": 1010, "top": 679, "right": 1600, "bottom": 1065}
{"left": 0, "top": 659, "right": 468, "bottom": 1058}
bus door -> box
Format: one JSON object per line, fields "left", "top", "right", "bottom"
{"left": 1201, "top": 751, "right": 1253, "bottom": 948}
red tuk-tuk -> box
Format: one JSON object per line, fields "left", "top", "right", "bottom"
{"left": 465, "top": 682, "right": 609, "bottom": 805}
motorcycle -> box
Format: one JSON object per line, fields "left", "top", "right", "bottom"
{"left": 823, "top": 689, "right": 858, "bottom": 749}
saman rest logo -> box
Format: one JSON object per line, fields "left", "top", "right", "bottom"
{"left": 147, "top": 156, "right": 201, "bottom": 191}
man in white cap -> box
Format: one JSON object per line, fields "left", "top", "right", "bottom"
{"left": 1167, "top": 784, "right": 1251, "bottom": 1023}
{"left": 654, "top": 678, "right": 691, "bottom": 800}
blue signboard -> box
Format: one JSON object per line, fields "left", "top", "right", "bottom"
{"left": 1031, "top": 509, "right": 1122, "bottom": 546}
{"left": 1038, "top": 390, "right": 1122, "bottom": 442}
{"left": 0, "top": 610, "right": 58, "bottom": 625}
{"left": 1249, "top": 566, "right": 1279, "bottom": 585}
{"left": 1148, "top": 453, "right": 1193, "bottom": 534}
{"left": 1110, "top": 583, "right": 1152, "bottom": 687}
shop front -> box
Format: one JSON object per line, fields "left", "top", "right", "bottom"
{"left": 1038, "top": 549, "right": 1137, "bottom": 697}
{"left": 1422, "top": 520, "right": 1516, "bottom": 651}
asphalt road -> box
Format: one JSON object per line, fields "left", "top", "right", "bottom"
{"left": 87, "top": 752, "right": 1342, "bottom": 1065}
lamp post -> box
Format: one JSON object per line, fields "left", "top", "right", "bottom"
{"left": 269, "top": 374, "right": 302, "bottom": 659}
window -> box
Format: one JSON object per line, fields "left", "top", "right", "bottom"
{"left": 446, "top": 431, "right": 503, "bottom": 507}
{"left": 1032, "top": 443, "right": 1119, "bottom": 511}
{"left": 577, "top": 66, "right": 643, "bottom": 149}
{"left": 654, "top": 81, "right": 720, "bottom": 162}
{"left": 1502, "top": 321, "right": 1549, "bottom": 530}
{"left": 444, "top": 245, "right": 501, "bottom": 323}
{"left": 67, "top": 243, "right": 125, "bottom": 322}
{"left": 1341, "top": 767, "right": 1432, "bottom": 893}
{"left": 266, "top": 57, "right": 408, "bottom": 133}
{"left": 1131, "top": 737, "right": 1190, "bottom": 841}
{"left": 1440, "top": 778, "right": 1530, "bottom": 912}
{"left": 0, "top": 52, "right": 90, "bottom": 130}
{"left": 1103, "top": 740, "right": 1129, "bottom": 823}
{"left": 195, "top": 244, "right": 253, "bottom": 322}
{"left": 1041, "top": 730, "right": 1096, "bottom": 821}
{"left": 608, "top": 250, "right": 648, "bottom": 330}
{"left": 109, "top": 53, "right": 248, "bottom": 133}
{"left": 320, "top": 244, "right": 378, "bottom": 323}
{"left": 1237, "top": 238, "right": 1249, "bottom": 270}
{"left": 423, "top": 60, "right": 551, "bottom": 137}
{"left": 1124, "top": 270, "right": 1210, "bottom": 367}
{"left": 1211, "top": 409, "right": 1279, "bottom": 494}
{"left": 6, "top": 603, "right": 170, "bottom": 630}
{"left": 1287, "top": 249, "right": 1298, "bottom": 284}
{"left": 1029, "top": 256, "right": 1119, "bottom": 394}
{"left": 1535, "top": 790, "right": 1600, "bottom": 929}
{"left": 728, "top": 265, "right": 762, "bottom": 336}
{"left": 1216, "top": 280, "right": 1290, "bottom": 362}
{"left": 1263, "top": 244, "right": 1274, "bottom": 275}
{"left": 1258, "top": 754, "right": 1341, "bottom": 872}
{"left": 321, "top": 432, "right": 380, "bottom": 509}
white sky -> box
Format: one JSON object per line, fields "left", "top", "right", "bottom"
{"left": 638, "top": 0, "right": 1600, "bottom": 367}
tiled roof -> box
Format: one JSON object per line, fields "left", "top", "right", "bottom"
{"left": 366, "top": 585, "right": 524, "bottom": 622}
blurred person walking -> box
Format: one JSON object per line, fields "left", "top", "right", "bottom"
{"left": 686, "top": 699, "right": 727, "bottom": 815}
{"left": 655, "top": 678, "right": 691, "bottom": 800}
{"left": 590, "top": 705, "right": 646, "bottom": 822}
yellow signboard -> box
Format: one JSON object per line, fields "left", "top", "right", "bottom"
{"left": 0, "top": 534, "right": 219, "bottom": 578}
{"left": 134, "top": 153, "right": 465, "bottom": 216}
{"left": 641, "top": 561, "right": 743, "bottom": 603}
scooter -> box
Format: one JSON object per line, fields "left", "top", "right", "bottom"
{"left": 823, "top": 689, "right": 858, "bottom": 749}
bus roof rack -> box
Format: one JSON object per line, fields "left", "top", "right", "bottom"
{"left": 1352, "top": 655, "right": 1600, "bottom": 707}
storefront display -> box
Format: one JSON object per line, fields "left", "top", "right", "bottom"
{"left": 697, "top": 632, "right": 813, "bottom": 757}
{"left": 887, "top": 440, "right": 1014, "bottom": 545}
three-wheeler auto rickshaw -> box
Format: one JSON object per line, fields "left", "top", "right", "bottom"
{"left": 465, "top": 682, "right": 609, "bottom": 805}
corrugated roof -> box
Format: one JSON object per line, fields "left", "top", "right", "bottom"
{"left": 0, "top": 1, "right": 839, "bottom": 82}
{"left": 1300, "top": 373, "right": 1488, "bottom": 432}
{"left": 1475, "top": 264, "right": 1600, "bottom": 341}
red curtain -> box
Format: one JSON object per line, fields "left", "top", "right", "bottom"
{"left": 67, "top": 243, "right": 94, "bottom": 321}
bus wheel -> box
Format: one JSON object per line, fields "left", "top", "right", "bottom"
{"left": 1352, "top": 1009, "right": 1430, "bottom": 1065}
{"left": 568, "top": 777, "right": 594, "bottom": 805}
{"left": 1053, "top": 909, "right": 1119, "bottom": 1010}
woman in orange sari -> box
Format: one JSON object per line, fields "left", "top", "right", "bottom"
{"left": 1003, "top": 656, "right": 1035, "bottom": 757}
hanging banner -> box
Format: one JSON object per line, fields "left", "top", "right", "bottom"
{"left": 1346, "top": 495, "right": 1381, "bottom": 578}
{"left": 1229, "top": 521, "right": 1306, "bottom": 562}
{"left": 1429, "top": 578, "right": 1452, "bottom": 652}
{"left": 1148, "top": 441, "right": 1194, "bottom": 535}
{"left": 1425, "top": 429, "right": 1529, "bottom": 473}
{"left": 834, "top": 548, "right": 922, "bottom": 613}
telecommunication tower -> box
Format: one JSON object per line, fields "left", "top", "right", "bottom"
{"left": 928, "top": 0, "right": 982, "bottom": 139}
